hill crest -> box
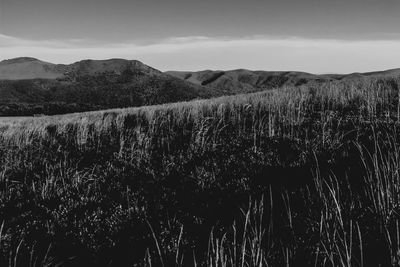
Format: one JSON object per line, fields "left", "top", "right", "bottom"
{"left": 0, "top": 58, "right": 161, "bottom": 80}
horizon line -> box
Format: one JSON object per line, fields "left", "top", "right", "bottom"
{"left": 2, "top": 34, "right": 400, "bottom": 74}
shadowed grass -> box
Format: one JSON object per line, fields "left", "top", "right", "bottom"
{"left": 1, "top": 76, "right": 400, "bottom": 266}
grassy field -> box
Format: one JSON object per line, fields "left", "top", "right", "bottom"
{"left": 1, "top": 76, "right": 400, "bottom": 266}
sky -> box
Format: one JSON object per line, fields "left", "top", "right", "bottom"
{"left": 1, "top": 0, "right": 400, "bottom": 73}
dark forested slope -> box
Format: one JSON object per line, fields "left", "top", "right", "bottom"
{"left": 0, "top": 58, "right": 219, "bottom": 115}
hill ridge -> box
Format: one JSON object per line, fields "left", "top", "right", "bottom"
{"left": 167, "top": 68, "right": 400, "bottom": 94}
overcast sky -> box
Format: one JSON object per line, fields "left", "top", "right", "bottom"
{"left": 1, "top": 0, "right": 400, "bottom": 73}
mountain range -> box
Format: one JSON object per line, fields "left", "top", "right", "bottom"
{"left": 167, "top": 68, "right": 400, "bottom": 94}
{"left": 0, "top": 57, "right": 399, "bottom": 116}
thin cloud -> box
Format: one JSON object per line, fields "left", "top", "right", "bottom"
{"left": 1, "top": 34, "right": 400, "bottom": 73}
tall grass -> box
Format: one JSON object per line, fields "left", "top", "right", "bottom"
{"left": 1, "top": 76, "right": 400, "bottom": 265}
{"left": 0, "top": 77, "right": 398, "bottom": 149}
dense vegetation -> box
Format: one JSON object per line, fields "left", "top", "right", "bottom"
{"left": 1, "top": 77, "right": 400, "bottom": 266}
{"left": 0, "top": 70, "right": 219, "bottom": 116}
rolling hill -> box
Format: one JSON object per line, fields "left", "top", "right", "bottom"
{"left": 0, "top": 57, "right": 161, "bottom": 80}
{"left": 167, "top": 68, "right": 400, "bottom": 94}
{"left": 0, "top": 57, "right": 219, "bottom": 116}
{"left": 1, "top": 57, "right": 400, "bottom": 116}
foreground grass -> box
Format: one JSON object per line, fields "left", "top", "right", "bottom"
{"left": 1, "top": 77, "right": 400, "bottom": 266}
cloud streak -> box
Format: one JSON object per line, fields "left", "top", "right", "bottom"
{"left": 1, "top": 34, "right": 400, "bottom": 73}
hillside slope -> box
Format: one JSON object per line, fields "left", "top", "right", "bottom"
{"left": 1, "top": 77, "right": 400, "bottom": 265}
{"left": 1, "top": 57, "right": 400, "bottom": 116}
{"left": 0, "top": 58, "right": 219, "bottom": 116}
